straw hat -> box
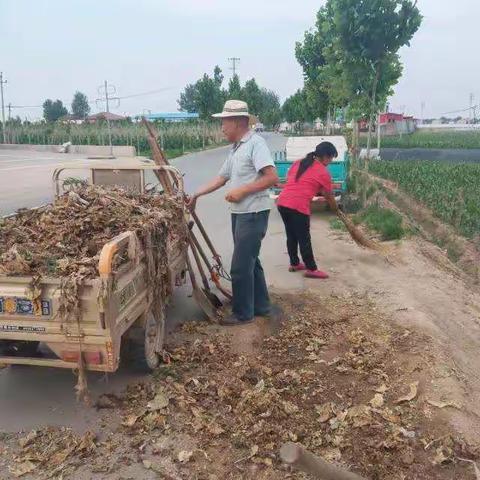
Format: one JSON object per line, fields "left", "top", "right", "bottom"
{"left": 212, "top": 100, "right": 250, "bottom": 118}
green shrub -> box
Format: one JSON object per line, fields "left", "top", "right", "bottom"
{"left": 329, "top": 218, "right": 346, "bottom": 231}
{"left": 357, "top": 205, "right": 405, "bottom": 240}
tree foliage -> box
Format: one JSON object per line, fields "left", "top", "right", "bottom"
{"left": 282, "top": 89, "right": 315, "bottom": 123}
{"left": 43, "top": 99, "right": 68, "bottom": 122}
{"left": 178, "top": 68, "right": 282, "bottom": 127}
{"left": 290, "top": 0, "right": 422, "bottom": 131}
{"left": 227, "top": 74, "right": 242, "bottom": 99}
{"left": 71, "top": 91, "right": 90, "bottom": 119}
{"left": 178, "top": 66, "right": 225, "bottom": 120}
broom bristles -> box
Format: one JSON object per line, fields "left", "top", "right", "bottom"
{"left": 337, "top": 211, "right": 380, "bottom": 250}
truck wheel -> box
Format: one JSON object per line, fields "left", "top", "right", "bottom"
{"left": 143, "top": 309, "right": 165, "bottom": 370}
{"left": 125, "top": 307, "right": 165, "bottom": 372}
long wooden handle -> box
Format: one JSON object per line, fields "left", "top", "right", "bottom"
{"left": 280, "top": 443, "right": 367, "bottom": 480}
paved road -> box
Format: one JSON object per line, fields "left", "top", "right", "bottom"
{"left": 0, "top": 150, "right": 97, "bottom": 216}
{"left": 0, "top": 133, "right": 295, "bottom": 432}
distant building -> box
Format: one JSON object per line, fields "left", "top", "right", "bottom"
{"left": 377, "top": 112, "right": 416, "bottom": 136}
{"left": 379, "top": 112, "right": 404, "bottom": 124}
{"left": 86, "top": 112, "right": 126, "bottom": 123}
{"left": 139, "top": 112, "right": 199, "bottom": 122}
{"left": 58, "top": 114, "right": 84, "bottom": 125}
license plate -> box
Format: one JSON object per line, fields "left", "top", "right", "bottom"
{"left": 0, "top": 325, "right": 46, "bottom": 333}
{"left": 0, "top": 297, "right": 51, "bottom": 316}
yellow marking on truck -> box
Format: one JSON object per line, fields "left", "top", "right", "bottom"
{"left": 4, "top": 298, "right": 16, "bottom": 314}
{"left": 105, "top": 340, "right": 114, "bottom": 369}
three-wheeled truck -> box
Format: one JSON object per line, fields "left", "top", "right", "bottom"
{"left": 271, "top": 136, "right": 350, "bottom": 204}
{"left": 0, "top": 162, "right": 191, "bottom": 373}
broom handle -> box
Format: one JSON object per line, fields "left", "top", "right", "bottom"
{"left": 280, "top": 443, "right": 367, "bottom": 480}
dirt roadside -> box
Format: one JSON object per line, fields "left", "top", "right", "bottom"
{"left": 305, "top": 211, "right": 480, "bottom": 446}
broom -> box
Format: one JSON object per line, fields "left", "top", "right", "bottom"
{"left": 324, "top": 193, "right": 380, "bottom": 250}
{"left": 336, "top": 210, "right": 381, "bottom": 251}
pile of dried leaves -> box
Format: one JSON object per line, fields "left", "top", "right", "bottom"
{"left": 7, "top": 428, "right": 96, "bottom": 478}
{"left": 3, "top": 294, "right": 478, "bottom": 479}
{"left": 0, "top": 185, "right": 186, "bottom": 278}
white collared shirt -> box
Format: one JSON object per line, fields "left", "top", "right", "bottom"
{"left": 219, "top": 131, "right": 275, "bottom": 213}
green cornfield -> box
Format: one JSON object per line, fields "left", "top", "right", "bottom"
{"left": 361, "top": 130, "right": 480, "bottom": 149}
{"left": 369, "top": 160, "right": 480, "bottom": 238}
{"left": 4, "top": 121, "right": 224, "bottom": 155}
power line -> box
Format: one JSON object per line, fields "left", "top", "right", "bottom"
{"left": 8, "top": 86, "right": 174, "bottom": 112}
{"left": 117, "top": 87, "right": 173, "bottom": 100}
{"left": 441, "top": 104, "right": 479, "bottom": 116}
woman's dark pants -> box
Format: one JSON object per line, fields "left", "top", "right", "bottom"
{"left": 278, "top": 205, "right": 317, "bottom": 271}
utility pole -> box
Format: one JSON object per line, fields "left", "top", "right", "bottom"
{"left": 228, "top": 57, "right": 240, "bottom": 77}
{"left": 6, "top": 103, "right": 12, "bottom": 144}
{"left": 421, "top": 101, "right": 425, "bottom": 124}
{"left": 96, "top": 80, "right": 120, "bottom": 157}
{"left": 469, "top": 93, "right": 475, "bottom": 122}
{"left": 0, "top": 72, "right": 7, "bottom": 144}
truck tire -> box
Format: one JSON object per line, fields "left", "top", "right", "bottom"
{"left": 123, "top": 307, "right": 165, "bottom": 372}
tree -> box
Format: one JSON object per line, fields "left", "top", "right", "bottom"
{"left": 178, "top": 83, "right": 197, "bottom": 113}
{"left": 260, "top": 89, "right": 282, "bottom": 128}
{"left": 294, "top": 0, "right": 421, "bottom": 153}
{"left": 71, "top": 91, "right": 90, "bottom": 119}
{"left": 332, "top": 0, "right": 422, "bottom": 157}
{"left": 227, "top": 74, "right": 242, "bottom": 99}
{"left": 43, "top": 99, "right": 68, "bottom": 122}
{"left": 178, "top": 66, "right": 225, "bottom": 119}
{"left": 242, "top": 79, "right": 263, "bottom": 116}
{"left": 282, "top": 89, "right": 315, "bottom": 124}
{"left": 178, "top": 67, "right": 282, "bottom": 126}
{"left": 295, "top": 3, "right": 343, "bottom": 121}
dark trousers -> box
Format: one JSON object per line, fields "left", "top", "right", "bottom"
{"left": 231, "top": 211, "right": 271, "bottom": 321}
{"left": 278, "top": 206, "right": 317, "bottom": 271}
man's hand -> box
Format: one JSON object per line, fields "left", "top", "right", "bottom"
{"left": 225, "top": 187, "right": 248, "bottom": 203}
{"left": 185, "top": 194, "right": 198, "bottom": 211}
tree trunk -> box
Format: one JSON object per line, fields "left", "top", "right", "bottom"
{"left": 377, "top": 112, "right": 381, "bottom": 151}
{"left": 366, "top": 64, "right": 382, "bottom": 170}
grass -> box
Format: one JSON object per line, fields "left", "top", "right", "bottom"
{"left": 356, "top": 205, "right": 405, "bottom": 241}
{"left": 360, "top": 130, "right": 480, "bottom": 149}
{"left": 329, "top": 218, "right": 347, "bottom": 231}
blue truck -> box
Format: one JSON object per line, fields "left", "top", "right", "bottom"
{"left": 271, "top": 136, "right": 350, "bottom": 205}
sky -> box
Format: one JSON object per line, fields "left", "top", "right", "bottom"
{"left": 0, "top": 0, "right": 479, "bottom": 120}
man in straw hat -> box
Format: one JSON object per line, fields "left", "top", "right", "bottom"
{"left": 187, "top": 100, "right": 279, "bottom": 326}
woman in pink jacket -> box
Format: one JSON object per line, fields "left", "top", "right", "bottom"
{"left": 277, "top": 141, "right": 339, "bottom": 279}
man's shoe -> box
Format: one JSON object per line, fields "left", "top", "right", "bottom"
{"left": 220, "top": 314, "right": 255, "bottom": 326}
{"left": 255, "top": 304, "right": 284, "bottom": 319}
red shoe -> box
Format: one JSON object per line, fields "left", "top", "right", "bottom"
{"left": 289, "top": 263, "right": 306, "bottom": 272}
{"left": 305, "top": 269, "right": 329, "bottom": 279}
